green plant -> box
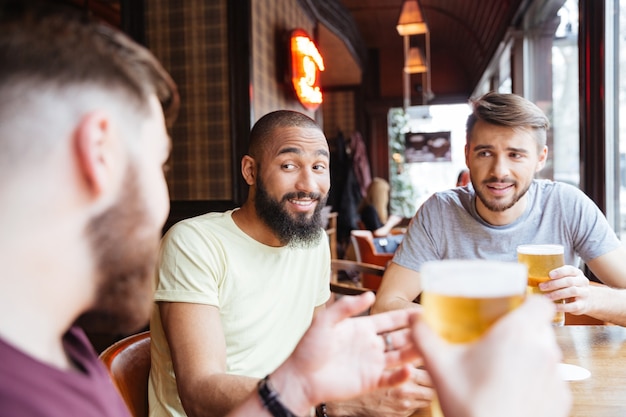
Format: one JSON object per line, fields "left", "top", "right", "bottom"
{"left": 388, "top": 108, "right": 418, "bottom": 218}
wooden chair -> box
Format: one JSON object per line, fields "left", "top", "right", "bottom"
{"left": 330, "top": 259, "right": 386, "bottom": 297}
{"left": 99, "top": 331, "right": 151, "bottom": 417}
{"left": 350, "top": 230, "right": 394, "bottom": 290}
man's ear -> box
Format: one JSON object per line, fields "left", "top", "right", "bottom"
{"left": 536, "top": 145, "right": 548, "bottom": 172}
{"left": 73, "top": 112, "right": 115, "bottom": 197}
{"left": 241, "top": 155, "right": 257, "bottom": 186}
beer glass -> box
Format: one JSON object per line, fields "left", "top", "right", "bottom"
{"left": 421, "top": 260, "right": 527, "bottom": 417}
{"left": 516, "top": 244, "right": 565, "bottom": 326}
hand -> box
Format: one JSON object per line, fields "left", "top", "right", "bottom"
{"left": 344, "top": 367, "right": 433, "bottom": 417}
{"left": 412, "top": 296, "right": 571, "bottom": 417}
{"left": 541, "top": 265, "right": 591, "bottom": 315}
{"left": 270, "top": 292, "right": 423, "bottom": 414}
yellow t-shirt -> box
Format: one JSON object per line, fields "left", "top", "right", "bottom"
{"left": 148, "top": 210, "right": 330, "bottom": 417}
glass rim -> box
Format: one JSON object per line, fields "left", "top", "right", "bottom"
{"left": 516, "top": 244, "right": 564, "bottom": 255}
{"left": 421, "top": 259, "right": 528, "bottom": 297}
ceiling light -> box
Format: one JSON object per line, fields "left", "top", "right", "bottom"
{"left": 404, "top": 47, "right": 427, "bottom": 73}
{"left": 396, "top": 0, "right": 428, "bottom": 36}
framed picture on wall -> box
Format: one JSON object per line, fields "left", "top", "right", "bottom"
{"left": 404, "top": 131, "right": 452, "bottom": 162}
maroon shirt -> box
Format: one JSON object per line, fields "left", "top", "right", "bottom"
{"left": 0, "top": 326, "right": 131, "bottom": 417}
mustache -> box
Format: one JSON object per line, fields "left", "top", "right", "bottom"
{"left": 483, "top": 177, "right": 516, "bottom": 185}
{"left": 282, "top": 191, "right": 322, "bottom": 201}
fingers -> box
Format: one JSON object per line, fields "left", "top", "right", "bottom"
{"left": 409, "top": 312, "right": 447, "bottom": 362}
{"left": 382, "top": 328, "right": 421, "bottom": 367}
{"left": 542, "top": 265, "right": 589, "bottom": 291}
{"left": 361, "top": 307, "right": 420, "bottom": 335}
{"left": 503, "top": 295, "right": 555, "bottom": 325}
{"left": 536, "top": 266, "right": 591, "bottom": 314}
{"left": 548, "top": 264, "right": 580, "bottom": 279}
{"left": 380, "top": 365, "right": 412, "bottom": 387}
{"left": 322, "top": 292, "right": 376, "bottom": 325}
{"left": 380, "top": 369, "right": 435, "bottom": 404}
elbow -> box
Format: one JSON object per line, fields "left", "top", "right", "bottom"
{"left": 178, "top": 384, "right": 221, "bottom": 417}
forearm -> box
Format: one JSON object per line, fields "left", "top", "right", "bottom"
{"left": 181, "top": 373, "right": 258, "bottom": 417}
{"left": 374, "top": 215, "right": 404, "bottom": 237}
{"left": 222, "top": 354, "right": 387, "bottom": 417}
{"left": 585, "top": 286, "right": 626, "bottom": 326}
{"left": 371, "top": 295, "right": 419, "bottom": 314}
{"left": 225, "top": 365, "right": 314, "bottom": 417}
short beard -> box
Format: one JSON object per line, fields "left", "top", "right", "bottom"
{"left": 255, "top": 174, "right": 327, "bottom": 248}
{"left": 76, "top": 164, "right": 159, "bottom": 335}
{"left": 474, "top": 178, "right": 530, "bottom": 212}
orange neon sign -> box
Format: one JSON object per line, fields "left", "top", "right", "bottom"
{"left": 290, "top": 29, "right": 325, "bottom": 111}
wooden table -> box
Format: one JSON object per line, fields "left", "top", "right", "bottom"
{"left": 411, "top": 325, "right": 626, "bottom": 417}
{"left": 556, "top": 325, "right": 626, "bottom": 416}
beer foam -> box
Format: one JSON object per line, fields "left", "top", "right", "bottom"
{"left": 421, "top": 260, "right": 527, "bottom": 297}
{"left": 517, "top": 244, "right": 564, "bottom": 255}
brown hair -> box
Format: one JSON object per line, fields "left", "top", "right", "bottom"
{"left": 0, "top": 6, "right": 179, "bottom": 125}
{"left": 466, "top": 92, "right": 549, "bottom": 148}
{"left": 358, "top": 177, "right": 390, "bottom": 223}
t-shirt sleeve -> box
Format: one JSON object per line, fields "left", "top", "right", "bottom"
{"left": 392, "top": 196, "right": 441, "bottom": 272}
{"left": 154, "top": 221, "right": 224, "bottom": 307}
{"left": 566, "top": 185, "right": 623, "bottom": 262}
{"left": 316, "top": 233, "right": 332, "bottom": 306}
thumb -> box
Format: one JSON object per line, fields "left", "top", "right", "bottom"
{"left": 320, "top": 292, "right": 375, "bottom": 326}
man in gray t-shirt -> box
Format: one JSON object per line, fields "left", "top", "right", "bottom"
{"left": 372, "top": 92, "right": 626, "bottom": 326}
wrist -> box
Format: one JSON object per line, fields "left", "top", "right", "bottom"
{"left": 264, "top": 369, "right": 314, "bottom": 416}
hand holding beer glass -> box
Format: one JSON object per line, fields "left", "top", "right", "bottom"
{"left": 516, "top": 244, "right": 565, "bottom": 326}
{"left": 421, "top": 260, "right": 527, "bottom": 417}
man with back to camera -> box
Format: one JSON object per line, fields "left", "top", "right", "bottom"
{"left": 372, "top": 92, "right": 626, "bottom": 326}
{"left": 148, "top": 110, "right": 435, "bottom": 417}
{"left": 0, "top": 3, "right": 178, "bottom": 415}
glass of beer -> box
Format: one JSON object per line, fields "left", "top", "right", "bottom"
{"left": 516, "top": 244, "right": 565, "bottom": 326}
{"left": 421, "top": 260, "right": 527, "bottom": 417}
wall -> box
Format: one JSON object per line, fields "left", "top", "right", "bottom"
{"left": 145, "top": 0, "right": 324, "bottom": 202}
{"left": 145, "top": 0, "right": 232, "bottom": 201}
{"left": 322, "top": 90, "right": 356, "bottom": 142}
{"left": 251, "top": 0, "right": 317, "bottom": 121}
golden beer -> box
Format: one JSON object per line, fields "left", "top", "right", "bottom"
{"left": 516, "top": 244, "right": 565, "bottom": 326}
{"left": 421, "top": 292, "right": 525, "bottom": 344}
{"left": 421, "top": 260, "right": 527, "bottom": 417}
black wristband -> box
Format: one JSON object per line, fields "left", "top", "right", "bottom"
{"left": 257, "top": 375, "right": 299, "bottom": 417}
{"left": 315, "top": 403, "right": 328, "bottom": 417}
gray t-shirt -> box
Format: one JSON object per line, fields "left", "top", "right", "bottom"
{"left": 394, "top": 179, "right": 622, "bottom": 272}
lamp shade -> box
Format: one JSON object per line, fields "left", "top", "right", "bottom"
{"left": 396, "top": 0, "right": 428, "bottom": 35}
{"left": 404, "top": 47, "right": 427, "bottom": 73}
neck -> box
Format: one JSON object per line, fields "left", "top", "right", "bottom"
{"left": 475, "top": 194, "right": 528, "bottom": 226}
{"left": 232, "top": 202, "right": 285, "bottom": 247}
{"left": 0, "top": 303, "right": 77, "bottom": 370}
{"left": 0, "top": 231, "right": 96, "bottom": 370}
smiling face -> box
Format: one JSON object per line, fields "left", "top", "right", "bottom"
{"left": 465, "top": 119, "right": 547, "bottom": 225}
{"left": 253, "top": 126, "right": 330, "bottom": 246}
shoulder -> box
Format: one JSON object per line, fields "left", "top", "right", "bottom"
{"left": 164, "top": 210, "right": 236, "bottom": 241}
{"left": 532, "top": 179, "right": 590, "bottom": 202}
{"left": 172, "top": 210, "right": 234, "bottom": 230}
{"left": 422, "top": 187, "right": 471, "bottom": 211}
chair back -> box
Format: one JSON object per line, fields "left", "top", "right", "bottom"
{"left": 99, "top": 331, "right": 151, "bottom": 417}
{"left": 330, "top": 259, "right": 385, "bottom": 296}
{"left": 350, "top": 230, "right": 393, "bottom": 290}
